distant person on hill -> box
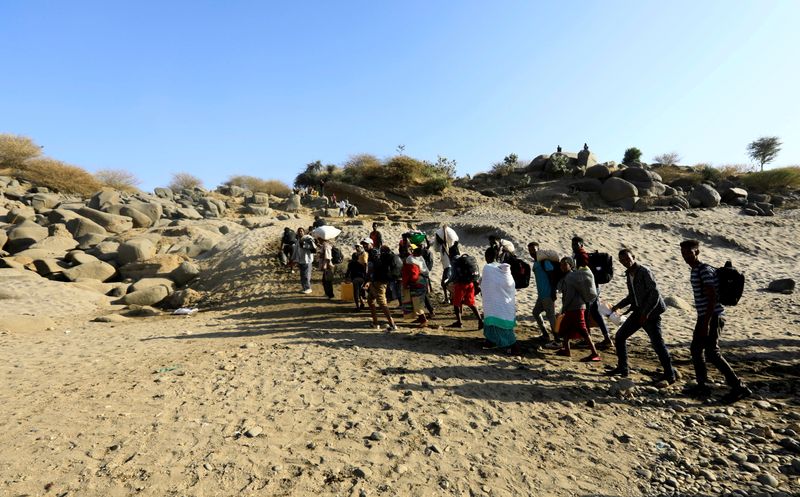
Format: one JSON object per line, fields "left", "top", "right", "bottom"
{"left": 330, "top": 193, "right": 337, "bottom": 206}
{"left": 556, "top": 256, "right": 600, "bottom": 361}
{"left": 481, "top": 245, "right": 518, "bottom": 353}
{"left": 680, "top": 240, "right": 751, "bottom": 403}
{"left": 398, "top": 232, "right": 411, "bottom": 259}
{"left": 292, "top": 227, "right": 316, "bottom": 294}
{"left": 338, "top": 200, "right": 347, "bottom": 217}
{"left": 572, "top": 236, "right": 613, "bottom": 350}
{"left": 528, "top": 242, "right": 559, "bottom": 342}
{"left": 369, "top": 223, "right": 383, "bottom": 249}
{"left": 607, "top": 248, "right": 675, "bottom": 383}
{"left": 365, "top": 245, "right": 398, "bottom": 332}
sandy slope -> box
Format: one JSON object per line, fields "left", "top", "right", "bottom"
{"left": 1, "top": 206, "right": 799, "bottom": 497}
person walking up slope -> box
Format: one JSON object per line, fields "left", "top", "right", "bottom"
{"left": 680, "top": 240, "right": 751, "bottom": 403}
{"left": 572, "top": 236, "right": 613, "bottom": 349}
{"left": 293, "top": 228, "right": 316, "bottom": 294}
{"left": 482, "top": 246, "right": 518, "bottom": 352}
{"left": 606, "top": 248, "right": 676, "bottom": 383}
{"left": 556, "top": 256, "right": 601, "bottom": 362}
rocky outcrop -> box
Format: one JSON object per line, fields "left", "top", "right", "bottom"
{"left": 323, "top": 181, "right": 397, "bottom": 215}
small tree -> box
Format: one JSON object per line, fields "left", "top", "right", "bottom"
{"left": 503, "top": 153, "right": 519, "bottom": 166}
{"left": 622, "top": 147, "right": 642, "bottom": 165}
{"left": 168, "top": 172, "right": 203, "bottom": 191}
{"left": 747, "top": 136, "right": 781, "bottom": 172}
{"left": 0, "top": 134, "right": 42, "bottom": 170}
{"left": 652, "top": 152, "right": 681, "bottom": 166}
{"left": 95, "top": 169, "right": 140, "bottom": 192}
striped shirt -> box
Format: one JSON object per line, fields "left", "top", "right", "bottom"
{"left": 690, "top": 263, "right": 724, "bottom": 316}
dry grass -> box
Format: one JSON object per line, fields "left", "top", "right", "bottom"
{"left": 739, "top": 167, "right": 800, "bottom": 193}
{"left": 0, "top": 134, "right": 42, "bottom": 169}
{"left": 225, "top": 175, "right": 290, "bottom": 196}
{"left": 652, "top": 164, "right": 702, "bottom": 185}
{"left": 95, "top": 169, "right": 140, "bottom": 192}
{"left": 168, "top": 172, "right": 203, "bottom": 191}
{"left": 15, "top": 158, "right": 102, "bottom": 196}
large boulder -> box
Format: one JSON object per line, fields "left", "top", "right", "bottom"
{"left": 29, "top": 235, "right": 79, "bottom": 254}
{"left": 32, "top": 258, "right": 68, "bottom": 277}
{"left": 121, "top": 285, "right": 170, "bottom": 306}
{"left": 722, "top": 187, "right": 748, "bottom": 204}
{"left": 63, "top": 260, "right": 117, "bottom": 282}
{"left": 28, "top": 193, "right": 62, "bottom": 212}
{"left": 75, "top": 233, "right": 108, "bottom": 249}
{"left": 585, "top": 164, "right": 612, "bottom": 180}
{"left": 6, "top": 220, "right": 49, "bottom": 252}
{"left": 66, "top": 251, "right": 100, "bottom": 265}
{"left": 0, "top": 229, "right": 7, "bottom": 251}
{"left": 89, "top": 190, "right": 121, "bottom": 210}
{"left": 154, "top": 187, "right": 174, "bottom": 200}
{"left": 569, "top": 178, "right": 603, "bottom": 193}
{"left": 88, "top": 240, "right": 121, "bottom": 262}
{"left": 66, "top": 217, "right": 107, "bottom": 238}
{"left": 129, "top": 277, "right": 175, "bottom": 293}
{"left": 7, "top": 206, "right": 36, "bottom": 224}
{"left": 119, "top": 254, "right": 185, "bottom": 280}
{"left": 127, "top": 201, "right": 163, "bottom": 224}
{"left": 119, "top": 206, "right": 153, "bottom": 228}
{"left": 688, "top": 184, "right": 721, "bottom": 208}
{"left": 322, "top": 181, "right": 397, "bottom": 215}
{"left": 76, "top": 207, "right": 133, "bottom": 233}
{"left": 118, "top": 238, "right": 157, "bottom": 265}
{"left": 175, "top": 207, "right": 204, "bottom": 220}
{"left": 576, "top": 149, "right": 598, "bottom": 168}
{"left": 284, "top": 194, "right": 302, "bottom": 212}
{"left": 618, "top": 167, "right": 654, "bottom": 184}
{"left": 247, "top": 204, "right": 273, "bottom": 216}
{"left": 170, "top": 260, "right": 200, "bottom": 285}
{"left": 601, "top": 177, "right": 638, "bottom": 203}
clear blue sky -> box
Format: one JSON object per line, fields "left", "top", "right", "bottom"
{"left": 2, "top": 1, "right": 798, "bottom": 191}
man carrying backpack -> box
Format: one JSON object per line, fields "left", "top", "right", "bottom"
{"left": 528, "top": 242, "right": 558, "bottom": 342}
{"left": 292, "top": 227, "right": 316, "bottom": 294}
{"left": 607, "top": 249, "right": 676, "bottom": 383}
{"left": 447, "top": 245, "right": 484, "bottom": 330}
{"left": 572, "top": 236, "right": 613, "bottom": 350}
{"left": 365, "top": 245, "right": 398, "bottom": 332}
{"left": 680, "top": 240, "right": 751, "bottom": 403}
{"left": 280, "top": 227, "right": 297, "bottom": 267}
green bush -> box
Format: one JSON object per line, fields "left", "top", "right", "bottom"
{"left": 622, "top": 147, "right": 642, "bottom": 165}
{"left": 739, "top": 167, "right": 800, "bottom": 192}
{"left": 421, "top": 176, "right": 449, "bottom": 194}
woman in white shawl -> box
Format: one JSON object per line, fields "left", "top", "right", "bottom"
{"left": 481, "top": 246, "right": 517, "bottom": 349}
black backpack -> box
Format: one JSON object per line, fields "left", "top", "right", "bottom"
{"left": 453, "top": 254, "right": 480, "bottom": 284}
{"left": 587, "top": 251, "right": 613, "bottom": 285}
{"left": 390, "top": 253, "right": 403, "bottom": 279}
{"left": 716, "top": 261, "right": 744, "bottom": 306}
{"left": 331, "top": 246, "right": 344, "bottom": 265}
{"left": 507, "top": 256, "right": 531, "bottom": 289}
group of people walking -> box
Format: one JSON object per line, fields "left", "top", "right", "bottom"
{"left": 277, "top": 222, "right": 752, "bottom": 404}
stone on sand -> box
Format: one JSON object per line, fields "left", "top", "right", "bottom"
{"left": 63, "top": 260, "right": 117, "bottom": 282}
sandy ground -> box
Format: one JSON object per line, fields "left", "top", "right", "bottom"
{"left": 1, "top": 206, "right": 799, "bottom": 497}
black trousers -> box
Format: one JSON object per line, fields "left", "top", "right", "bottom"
{"left": 690, "top": 314, "right": 741, "bottom": 388}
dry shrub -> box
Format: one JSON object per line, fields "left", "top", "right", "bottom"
{"left": 226, "top": 175, "right": 290, "bottom": 196}
{"left": 17, "top": 158, "right": 102, "bottom": 196}
{"left": 0, "top": 134, "right": 42, "bottom": 169}
{"left": 491, "top": 161, "right": 516, "bottom": 176}
{"left": 95, "top": 169, "right": 140, "bottom": 192}
{"left": 168, "top": 172, "right": 203, "bottom": 191}
{"left": 716, "top": 163, "right": 754, "bottom": 178}
{"left": 739, "top": 167, "right": 800, "bottom": 193}
{"left": 653, "top": 164, "right": 702, "bottom": 186}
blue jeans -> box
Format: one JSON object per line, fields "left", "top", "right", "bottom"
{"left": 299, "top": 263, "right": 312, "bottom": 291}
{"left": 614, "top": 311, "right": 674, "bottom": 377}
